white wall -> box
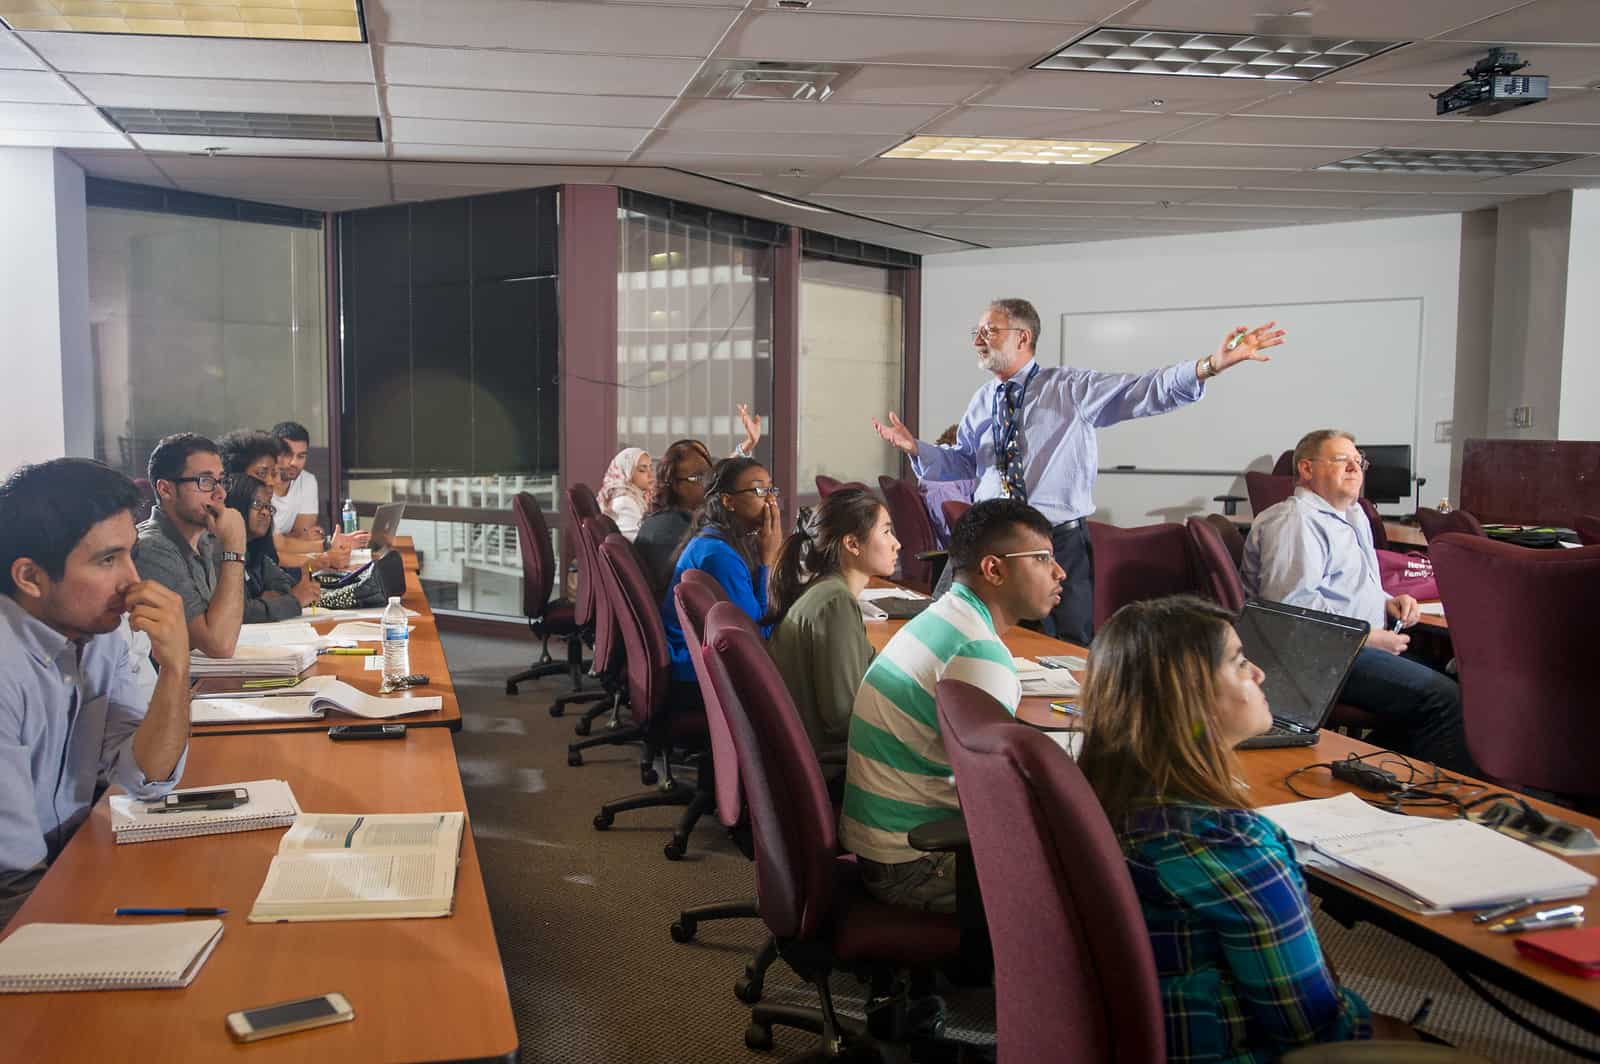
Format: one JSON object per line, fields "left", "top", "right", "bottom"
{"left": 919, "top": 214, "right": 1464, "bottom": 525}
{"left": 1559, "top": 189, "right": 1600, "bottom": 442}
{"left": 1488, "top": 192, "right": 1571, "bottom": 442}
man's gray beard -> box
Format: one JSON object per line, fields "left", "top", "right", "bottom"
{"left": 976, "top": 348, "right": 1004, "bottom": 373}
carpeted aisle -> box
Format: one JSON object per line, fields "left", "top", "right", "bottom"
{"left": 441, "top": 629, "right": 1596, "bottom": 1064}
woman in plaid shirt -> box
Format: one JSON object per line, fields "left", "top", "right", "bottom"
{"left": 1079, "top": 596, "right": 1413, "bottom": 1062}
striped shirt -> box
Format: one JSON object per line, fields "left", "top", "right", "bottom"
{"left": 839, "top": 581, "right": 1020, "bottom": 865}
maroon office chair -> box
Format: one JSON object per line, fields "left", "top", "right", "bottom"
{"left": 561, "top": 513, "right": 629, "bottom": 734}
{"left": 504, "top": 493, "right": 585, "bottom": 695}
{"left": 1244, "top": 471, "right": 1295, "bottom": 518}
{"left": 1415, "top": 506, "right": 1485, "bottom": 543}
{"left": 545, "top": 484, "right": 611, "bottom": 720}
{"left": 131, "top": 477, "right": 156, "bottom": 525}
{"left": 878, "top": 475, "right": 938, "bottom": 594}
{"left": 1357, "top": 497, "right": 1389, "bottom": 551}
{"left": 1185, "top": 516, "right": 1245, "bottom": 612}
{"left": 1577, "top": 515, "right": 1600, "bottom": 546}
{"left": 938, "top": 679, "right": 1165, "bottom": 1062}
{"left": 701, "top": 613, "right": 962, "bottom": 1058}
{"left": 587, "top": 533, "right": 717, "bottom": 857}
{"left": 1203, "top": 512, "right": 1245, "bottom": 570}
{"left": 1271, "top": 449, "right": 1295, "bottom": 477}
{"left": 1086, "top": 521, "right": 1198, "bottom": 631}
{"left": 1430, "top": 534, "right": 1600, "bottom": 799}
{"left": 940, "top": 499, "right": 971, "bottom": 537}
{"left": 815, "top": 474, "right": 868, "bottom": 498}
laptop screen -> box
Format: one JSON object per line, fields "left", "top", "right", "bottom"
{"left": 1234, "top": 600, "right": 1369, "bottom": 731}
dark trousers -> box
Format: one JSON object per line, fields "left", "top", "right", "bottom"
{"left": 1341, "top": 647, "right": 1478, "bottom": 776}
{"left": 1044, "top": 520, "right": 1094, "bottom": 647}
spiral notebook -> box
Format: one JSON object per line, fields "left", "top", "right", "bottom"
{"left": 0, "top": 919, "right": 223, "bottom": 992}
{"left": 109, "top": 779, "right": 301, "bottom": 845}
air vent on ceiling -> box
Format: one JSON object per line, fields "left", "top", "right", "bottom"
{"left": 1318, "top": 148, "right": 1589, "bottom": 177}
{"left": 1035, "top": 27, "right": 1405, "bottom": 81}
{"left": 687, "top": 61, "right": 858, "bottom": 102}
{"left": 101, "top": 108, "right": 382, "bottom": 142}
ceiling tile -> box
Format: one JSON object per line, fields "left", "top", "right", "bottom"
{"left": 1401, "top": 122, "right": 1600, "bottom": 152}
{"left": 844, "top": 155, "right": 1063, "bottom": 180}
{"left": 994, "top": 184, "right": 1214, "bottom": 203}
{"left": 379, "top": 45, "right": 699, "bottom": 96}
{"left": 1256, "top": 169, "right": 1499, "bottom": 192}
{"left": 665, "top": 99, "right": 944, "bottom": 135}
{"left": 67, "top": 74, "right": 378, "bottom": 114}
{"left": 1166, "top": 115, "right": 1441, "bottom": 148}
{"left": 0, "top": 101, "right": 114, "bottom": 132}
{"left": 1361, "top": 192, "right": 1532, "bottom": 211}
{"left": 1108, "top": 142, "right": 1352, "bottom": 168}
{"left": 642, "top": 127, "right": 899, "bottom": 158}
{"left": 920, "top": 107, "right": 1203, "bottom": 140}
{"left": 0, "top": 29, "right": 44, "bottom": 71}
{"left": 1130, "top": 203, "right": 1356, "bottom": 222}
{"left": 1237, "top": 83, "right": 1458, "bottom": 122}
{"left": 961, "top": 201, "right": 1157, "bottom": 217}
{"left": 972, "top": 69, "right": 1288, "bottom": 112}
{"left": 390, "top": 161, "right": 615, "bottom": 186}
{"left": 127, "top": 134, "right": 390, "bottom": 157}
{"left": 367, "top": 0, "right": 739, "bottom": 56}
{"left": 809, "top": 195, "right": 992, "bottom": 213}
{"left": 1152, "top": 187, "right": 1388, "bottom": 208}
{"left": 1114, "top": 1, "right": 1523, "bottom": 40}
{"left": 1441, "top": 0, "right": 1600, "bottom": 45}
{"left": 392, "top": 142, "right": 634, "bottom": 162}
{"left": 64, "top": 149, "right": 175, "bottom": 185}
{"left": 1486, "top": 90, "right": 1600, "bottom": 125}
{"left": 1519, "top": 154, "right": 1600, "bottom": 176}
{"left": 0, "top": 69, "right": 75, "bottom": 104}
{"left": 0, "top": 128, "right": 125, "bottom": 148}
{"left": 149, "top": 153, "right": 389, "bottom": 184}
{"left": 1472, "top": 173, "right": 1600, "bottom": 193}
{"left": 387, "top": 116, "right": 648, "bottom": 151}
{"left": 774, "top": 1, "right": 1122, "bottom": 20}
{"left": 715, "top": 11, "right": 1088, "bottom": 68}
{"left": 636, "top": 153, "right": 857, "bottom": 178}
{"left": 1330, "top": 43, "right": 1600, "bottom": 89}
{"left": 1041, "top": 164, "right": 1268, "bottom": 186}
{"left": 810, "top": 177, "right": 1039, "bottom": 198}
{"left": 385, "top": 86, "right": 673, "bottom": 127}
{"left": 825, "top": 65, "right": 999, "bottom": 106}
{"left": 20, "top": 33, "right": 375, "bottom": 82}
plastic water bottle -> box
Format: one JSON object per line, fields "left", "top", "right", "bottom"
{"left": 341, "top": 498, "right": 358, "bottom": 535}
{"left": 381, "top": 596, "right": 409, "bottom": 685}
{"left": 1437, "top": 497, "right": 1453, "bottom": 514}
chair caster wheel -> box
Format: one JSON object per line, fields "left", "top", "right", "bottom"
{"left": 663, "top": 838, "right": 686, "bottom": 861}
{"left": 574, "top": 719, "right": 592, "bottom": 737}
{"left": 593, "top": 812, "right": 613, "bottom": 831}
{"left": 744, "top": 1022, "right": 774, "bottom": 1052}
{"left": 548, "top": 704, "right": 564, "bottom": 717}
{"left": 669, "top": 919, "right": 695, "bottom": 943}
{"left": 640, "top": 766, "right": 659, "bottom": 786}
{"left": 567, "top": 751, "right": 583, "bottom": 767}
{"left": 505, "top": 682, "right": 518, "bottom": 695}
{"left": 734, "top": 975, "right": 763, "bottom": 1004}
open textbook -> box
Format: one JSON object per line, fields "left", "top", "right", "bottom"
{"left": 191, "top": 675, "right": 442, "bottom": 725}
{"left": 1259, "top": 793, "right": 1596, "bottom": 912}
{"left": 248, "top": 812, "right": 465, "bottom": 922}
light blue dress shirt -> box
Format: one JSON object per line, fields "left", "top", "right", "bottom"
{"left": 1241, "top": 487, "right": 1391, "bottom": 631}
{"left": 0, "top": 594, "right": 187, "bottom": 882}
{"left": 910, "top": 358, "right": 1206, "bottom": 525}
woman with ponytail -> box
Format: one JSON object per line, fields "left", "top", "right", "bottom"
{"left": 660, "top": 457, "right": 783, "bottom": 682}
{"left": 766, "top": 488, "right": 900, "bottom": 753}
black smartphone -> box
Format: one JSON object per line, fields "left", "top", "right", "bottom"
{"left": 147, "top": 787, "right": 249, "bottom": 813}
{"left": 328, "top": 723, "right": 407, "bottom": 741}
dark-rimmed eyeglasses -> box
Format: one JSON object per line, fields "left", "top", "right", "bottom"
{"left": 249, "top": 500, "right": 275, "bottom": 515}
{"left": 170, "top": 475, "right": 224, "bottom": 493}
{"left": 726, "top": 485, "right": 782, "bottom": 500}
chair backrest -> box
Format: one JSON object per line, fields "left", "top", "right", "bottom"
{"left": 511, "top": 492, "right": 556, "bottom": 621}
{"left": 675, "top": 574, "right": 742, "bottom": 829}
{"left": 877, "top": 475, "right": 937, "bottom": 593}
{"left": 1271, "top": 449, "right": 1295, "bottom": 477}
{"left": 1202, "top": 513, "right": 1245, "bottom": 569}
{"left": 131, "top": 477, "right": 156, "bottom": 525}
{"left": 597, "top": 532, "right": 669, "bottom": 724}
{"left": 1185, "top": 516, "right": 1246, "bottom": 612}
{"left": 1578, "top": 514, "right": 1600, "bottom": 546}
{"left": 702, "top": 608, "right": 839, "bottom": 941}
{"left": 1415, "top": 506, "right": 1485, "bottom": 542}
{"left": 815, "top": 475, "right": 868, "bottom": 498}
{"left": 1430, "top": 534, "right": 1600, "bottom": 797}
{"left": 941, "top": 499, "right": 971, "bottom": 535}
{"left": 568, "top": 482, "right": 601, "bottom": 522}
{"left": 579, "top": 516, "right": 622, "bottom": 674}
{"left": 938, "top": 679, "right": 1164, "bottom": 1062}
{"left": 566, "top": 486, "right": 597, "bottom": 626}
{"left": 1244, "top": 471, "right": 1295, "bottom": 517}
{"left": 1086, "top": 521, "right": 1197, "bottom": 629}
{"left": 1357, "top": 497, "right": 1388, "bottom": 551}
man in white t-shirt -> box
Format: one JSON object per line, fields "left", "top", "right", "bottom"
{"left": 270, "top": 421, "right": 322, "bottom": 538}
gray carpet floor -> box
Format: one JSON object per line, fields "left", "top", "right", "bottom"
{"left": 441, "top": 629, "right": 1598, "bottom": 1064}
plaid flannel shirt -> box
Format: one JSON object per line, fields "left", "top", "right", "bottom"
{"left": 1120, "top": 803, "right": 1372, "bottom": 1063}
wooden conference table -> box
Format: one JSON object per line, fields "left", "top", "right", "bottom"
{"left": 866, "top": 608, "right": 1600, "bottom": 1035}
{"left": 0, "top": 545, "right": 517, "bottom": 1062}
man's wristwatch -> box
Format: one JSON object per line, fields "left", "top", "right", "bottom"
{"left": 1196, "top": 355, "right": 1219, "bottom": 381}
{"left": 219, "top": 550, "right": 245, "bottom": 565}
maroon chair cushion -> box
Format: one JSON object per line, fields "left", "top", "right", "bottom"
{"left": 1202, "top": 513, "right": 1245, "bottom": 570}
{"left": 675, "top": 576, "right": 742, "bottom": 829}
{"left": 938, "top": 679, "right": 1164, "bottom": 1062}
{"left": 830, "top": 875, "right": 960, "bottom": 966}
{"left": 1271, "top": 450, "right": 1295, "bottom": 477}
{"left": 566, "top": 486, "right": 597, "bottom": 626}
{"left": 1185, "top": 516, "right": 1245, "bottom": 612}
{"left": 1577, "top": 515, "right": 1600, "bottom": 546}
{"left": 878, "top": 475, "right": 937, "bottom": 593}
{"left": 569, "top": 482, "right": 601, "bottom": 522}
{"left": 1245, "top": 471, "right": 1295, "bottom": 517}
{"left": 1086, "top": 521, "right": 1198, "bottom": 629}
{"left": 581, "top": 516, "right": 622, "bottom": 673}
{"left": 1430, "top": 534, "right": 1600, "bottom": 797}
{"left": 1358, "top": 498, "right": 1388, "bottom": 551}
{"left": 1416, "top": 507, "right": 1485, "bottom": 542}
{"left": 512, "top": 493, "right": 559, "bottom": 622}
{"left": 816, "top": 475, "right": 868, "bottom": 498}
{"left": 941, "top": 499, "right": 971, "bottom": 536}
{"left": 597, "top": 533, "right": 673, "bottom": 725}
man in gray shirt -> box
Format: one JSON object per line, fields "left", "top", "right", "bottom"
{"left": 135, "top": 433, "right": 247, "bottom": 659}
{"left": 0, "top": 459, "right": 192, "bottom": 925}
{"left": 1243, "top": 429, "right": 1473, "bottom": 773}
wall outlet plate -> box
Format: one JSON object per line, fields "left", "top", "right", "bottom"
{"left": 1511, "top": 405, "right": 1534, "bottom": 428}
{"left": 1434, "top": 419, "right": 1453, "bottom": 443}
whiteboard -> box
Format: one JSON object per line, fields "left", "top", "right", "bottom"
{"left": 1057, "top": 298, "right": 1423, "bottom": 473}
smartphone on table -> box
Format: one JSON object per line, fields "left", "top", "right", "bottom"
{"left": 146, "top": 787, "right": 248, "bottom": 813}
{"left": 226, "top": 992, "right": 354, "bottom": 1042}
{"left": 328, "top": 723, "right": 407, "bottom": 741}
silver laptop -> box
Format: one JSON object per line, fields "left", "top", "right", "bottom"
{"left": 1235, "top": 599, "right": 1369, "bottom": 750}
{"left": 367, "top": 503, "right": 406, "bottom": 555}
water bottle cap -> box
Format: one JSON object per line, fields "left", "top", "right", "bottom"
{"left": 387, "top": 596, "right": 402, "bottom": 604}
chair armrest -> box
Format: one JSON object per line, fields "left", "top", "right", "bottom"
{"left": 907, "top": 814, "right": 969, "bottom": 854}
{"left": 913, "top": 549, "right": 948, "bottom": 563}
{"left": 1213, "top": 493, "right": 1246, "bottom": 516}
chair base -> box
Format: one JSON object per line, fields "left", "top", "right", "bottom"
{"left": 505, "top": 629, "right": 590, "bottom": 695}
{"left": 566, "top": 722, "right": 654, "bottom": 784}
{"left": 571, "top": 693, "right": 618, "bottom": 735}
{"left": 552, "top": 687, "right": 610, "bottom": 722}
{"left": 672, "top": 897, "right": 759, "bottom": 943}
{"left": 592, "top": 779, "right": 694, "bottom": 831}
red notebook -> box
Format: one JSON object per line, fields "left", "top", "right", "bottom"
{"left": 1514, "top": 927, "right": 1600, "bottom": 979}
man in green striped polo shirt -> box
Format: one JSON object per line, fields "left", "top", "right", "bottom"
{"left": 841, "top": 498, "right": 1065, "bottom": 912}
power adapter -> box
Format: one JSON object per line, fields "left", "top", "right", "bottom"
{"left": 1329, "top": 758, "right": 1402, "bottom": 792}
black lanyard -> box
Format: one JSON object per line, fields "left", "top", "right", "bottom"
{"left": 990, "top": 362, "right": 1039, "bottom": 463}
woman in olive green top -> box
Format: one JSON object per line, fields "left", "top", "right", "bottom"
{"left": 766, "top": 488, "right": 901, "bottom": 754}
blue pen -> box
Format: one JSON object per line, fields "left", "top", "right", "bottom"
{"left": 114, "top": 907, "right": 227, "bottom": 916}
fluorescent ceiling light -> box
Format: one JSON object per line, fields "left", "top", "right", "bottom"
{"left": 1036, "top": 27, "right": 1403, "bottom": 81}
{"left": 881, "top": 135, "right": 1140, "bottom": 166}
{"left": 0, "top": 0, "right": 363, "bottom": 42}
{"left": 102, "top": 107, "right": 380, "bottom": 141}
{"left": 1318, "top": 147, "right": 1588, "bottom": 177}
{"left": 757, "top": 193, "right": 832, "bottom": 214}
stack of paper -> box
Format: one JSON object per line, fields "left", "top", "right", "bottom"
{"left": 235, "top": 622, "right": 320, "bottom": 648}
{"left": 1014, "top": 657, "right": 1082, "bottom": 697}
{"left": 110, "top": 779, "right": 301, "bottom": 844}
{"left": 191, "top": 676, "right": 441, "bottom": 725}
{"left": 0, "top": 920, "right": 223, "bottom": 992}
{"left": 189, "top": 644, "right": 318, "bottom": 678}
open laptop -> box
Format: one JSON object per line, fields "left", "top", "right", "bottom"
{"left": 1235, "top": 599, "right": 1369, "bottom": 750}
{"left": 366, "top": 502, "right": 406, "bottom": 556}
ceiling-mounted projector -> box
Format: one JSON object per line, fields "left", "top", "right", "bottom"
{"left": 1434, "top": 48, "right": 1549, "bottom": 117}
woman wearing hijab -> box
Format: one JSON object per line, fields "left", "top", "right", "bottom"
{"left": 598, "top": 446, "right": 653, "bottom": 540}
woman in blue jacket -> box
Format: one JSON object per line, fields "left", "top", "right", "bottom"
{"left": 661, "top": 456, "right": 782, "bottom": 682}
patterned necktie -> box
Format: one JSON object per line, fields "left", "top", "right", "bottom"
{"left": 997, "top": 380, "right": 1027, "bottom": 501}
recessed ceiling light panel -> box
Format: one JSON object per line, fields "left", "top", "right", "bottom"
{"left": 1036, "top": 27, "right": 1403, "bottom": 81}
{"left": 687, "top": 60, "right": 858, "bottom": 102}
{"left": 0, "top": 1, "right": 364, "bottom": 42}
{"left": 880, "top": 135, "right": 1140, "bottom": 166}
{"left": 102, "top": 107, "right": 381, "bottom": 142}
{"left": 1318, "top": 147, "right": 1588, "bottom": 177}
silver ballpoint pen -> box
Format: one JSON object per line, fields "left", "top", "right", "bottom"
{"left": 1487, "top": 904, "right": 1585, "bottom": 934}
